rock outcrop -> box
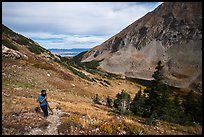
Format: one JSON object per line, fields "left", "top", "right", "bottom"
{"left": 2, "top": 45, "right": 28, "bottom": 60}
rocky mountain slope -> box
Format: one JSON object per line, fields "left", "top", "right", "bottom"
{"left": 81, "top": 2, "right": 202, "bottom": 91}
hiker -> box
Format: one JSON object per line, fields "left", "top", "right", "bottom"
{"left": 39, "top": 89, "right": 49, "bottom": 117}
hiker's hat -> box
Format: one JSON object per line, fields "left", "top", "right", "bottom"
{"left": 41, "top": 89, "right": 46, "bottom": 93}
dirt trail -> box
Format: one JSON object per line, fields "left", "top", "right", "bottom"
{"left": 25, "top": 102, "right": 68, "bottom": 135}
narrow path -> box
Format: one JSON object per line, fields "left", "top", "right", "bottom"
{"left": 25, "top": 103, "right": 68, "bottom": 135}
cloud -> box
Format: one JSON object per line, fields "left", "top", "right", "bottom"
{"left": 19, "top": 31, "right": 110, "bottom": 49}
{"left": 2, "top": 2, "right": 162, "bottom": 49}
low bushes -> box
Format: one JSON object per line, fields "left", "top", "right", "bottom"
{"left": 2, "top": 39, "right": 18, "bottom": 51}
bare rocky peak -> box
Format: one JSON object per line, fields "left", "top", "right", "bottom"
{"left": 82, "top": 2, "right": 202, "bottom": 90}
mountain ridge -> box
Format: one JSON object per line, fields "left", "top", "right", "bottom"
{"left": 81, "top": 2, "right": 202, "bottom": 91}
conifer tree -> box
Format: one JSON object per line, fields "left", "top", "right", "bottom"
{"left": 182, "top": 90, "right": 202, "bottom": 124}
{"left": 93, "top": 94, "right": 101, "bottom": 104}
{"left": 130, "top": 87, "right": 145, "bottom": 116}
{"left": 113, "top": 89, "right": 131, "bottom": 114}
{"left": 144, "top": 61, "right": 162, "bottom": 115}
{"left": 106, "top": 96, "right": 113, "bottom": 108}
{"left": 144, "top": 61, "right": 170, "bottom": 119}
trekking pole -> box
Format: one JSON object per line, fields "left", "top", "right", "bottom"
{"left": 46, "top": 101, "right": 53, "bottom": 115}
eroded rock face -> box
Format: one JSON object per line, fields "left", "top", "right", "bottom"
{"left": 2, "top": 45, "right": 28, "bottom": 60}
{"left": 82, "top": 2, "right": 202, "bottom": 89}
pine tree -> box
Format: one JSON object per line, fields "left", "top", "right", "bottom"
{"left": 113, "top": 89, "right": 131, "bottom": 114}
{"left": 130, "top": 88, "right": 145, "bottom": 116}
{"left": 144, "top": 61, "right": 170, "bottom": 119}
{"left": 93, "top": 94, "right": 101, "bottom": 105}
{"left": 152, "top": 61, "right": 164, "bottom": 85}
{"left": 144, "top": 61, "right": 162, "bottom": 116}
{"left": 106, "top": 96, "right": 113, "bottom": 108}
{"left": 182, "top": 90, "right": 202, "bottom": 124}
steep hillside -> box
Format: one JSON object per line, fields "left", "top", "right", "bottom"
{"left": 81, "top": 2, "right": 202, "bottom": 91}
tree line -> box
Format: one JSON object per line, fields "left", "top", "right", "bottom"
{"left": 93, "top": 61, "right": 202, "bottom": 126}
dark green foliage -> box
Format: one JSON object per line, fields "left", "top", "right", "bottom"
{"left": 130, "top": 88, "right": 145, "bottom": 116}
{"left": 59, "top": 56, "right": 70, "bottom": 62}
{"left": 93, "top": 94, "right": 101, "bottom": 105}
{"left": 14, "top": 35, "right": 30, "bottom": 45}
{"left": 182, "top": 90, "right": 202, "bottom": 125}
{"left": 71, "top": 51, "right": 88, "bottom": 69}
{"left": 113, "top": 89, "right": 131, "bottom": 114}
{"left": 2, "top": 24, "right": 48, "bottom": 55}
{"left": 144, "top": 113, "right": 156, "bottom": 125}
{"left": 2, "top": 24, "right": 16, "bottom": 37}
{"left": 100, "top": 81, "right": 108, "bottom": 87}
{"left": 103, "top": 80, "right": 111, "bottom": 86}
{"left": 70, "top": 51, "right": 101, "bottom": 76}
{"left": 183, "top": 90, "right": 195, "bottom": 116}
{"left": 85, "top": 68, "right": 97, "bottom": 75}
{"left": 72, "top": 51, "right": 87, "bottom": 63}
{"left": 82, "top": 60, "right": 100, "bottom": 69}
{"left": 126, "top": 77, "right": 152, "bottom": 87}
{"left": 142, "top": 61, "right": 184, "bottom": 124}
{"left": 68, "top": 50, "right": 112, "bottom": 80}
{"left": 152, "top": 61, "right": 164, "bottom": 85}
{"left": 52, "top": 55, "right": 93, "bottom": 82}
{"left": 53, "top": 57, "right": 68, "bottom": 67}
{"left": 66, "top": 66, "right": 93, "bottom": 82}
{"left": 110, "top": 61, "right": 202, "bottom": 126}
{"left": 95, "top": 78, "right": 103, "bottom": 81}
{"left": 143, "top": 61, "right": 170, "bottom": 118}
{"left": 2, "top": 39, "right": 18, "bottom": 51}
{"left": 27, "top": 44, "right": 45, "bottom": 54}
{"left": 106, "top": 96, "right": 113, "bottom": 108}
{"left": 143, "top": 61, "right": 202, "bottom": 125}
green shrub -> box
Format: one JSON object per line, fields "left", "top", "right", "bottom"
{"left": 98, "top": 122, "right": 144, "bottom": 135}
{"left": 123, "top": 122, "right": 144, "bottom": 135}
{"left": 86, "top": 69, "right": 97, "bottom": 75}
{"left": 2, "top": 39, "right": 18, "bottom": 51}
{"left": 67, "top": 66, "right": 92, "bottom": 82}
{"left": 82, "top": 60, "right": 100, "bottom": 69}
{"left": 113, "top": 89, "right": 131, "bottom": 114}
{"left": 93, "top": 94, "right": 101, "bottom": 105}
{"left": 100, "top": 81, "right": 108, "bottom": 87}
{"left": 99, "top": 123, "right": 113, "bottom": 134}
{"left": 130, "top": 88, "right": 145, "bottom": 116}
{"left": 2, "top": 24, "right": 16, "bottom": 37}
{"left": 144, "top": 114, "right": 156, "bottom": 125}
{"left": 15, "top": 35, "right": 30, "bottom": 45}
{"left": 32, "top": 63, "right": 55, "bottom": 71}
{"left": 27, "top": 44, "right": 45, "bottom": 54}
{"left": 103, "top": 80, "right": 111, "bottom": 86}
{"left": 106, "top": 96, "right": 113, "bottom": 107}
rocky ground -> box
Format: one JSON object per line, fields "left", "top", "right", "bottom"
{"left": 25, "top": 106, "right": 67, "bottom": 135}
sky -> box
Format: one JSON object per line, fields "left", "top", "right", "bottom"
{"left": 2, "top": 2, "right": 162, "bottom": 49}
